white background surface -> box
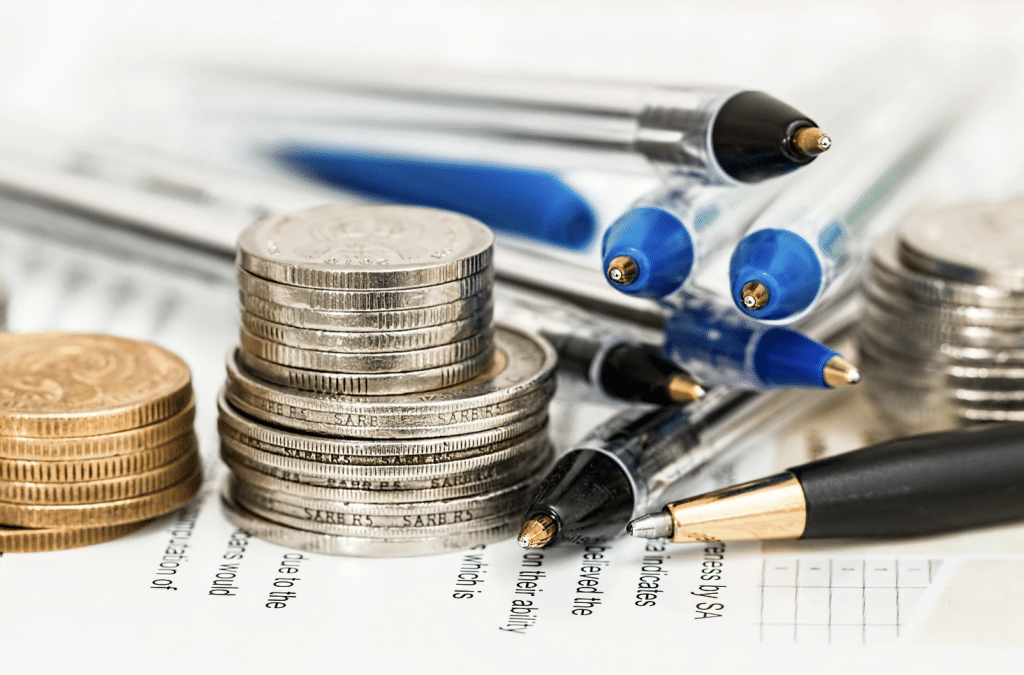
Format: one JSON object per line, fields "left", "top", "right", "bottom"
{"left": 1, "top": 2, "right": 1024, "bottom": 673}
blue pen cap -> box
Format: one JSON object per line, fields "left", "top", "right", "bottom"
{"left": 601, "top": 207, "right": 694, "bottom": 298}
{"left": 729, "top": 228, "right": 822, "bottom": 320}
{"left": 753, "top": 327, "right": 838, "bottom": 388}
{"left": 274, "top": 147, "right": 597, "bottom": 250}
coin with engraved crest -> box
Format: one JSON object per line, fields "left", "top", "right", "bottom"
{"left": 237, "top": 205, "right": 493, "bottom": 290}
{"left": 0, "top": 333, "right": 192, "bottom": 437}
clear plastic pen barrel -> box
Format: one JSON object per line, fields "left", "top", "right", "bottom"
{"left": 193, "top": 65, "right": 797, "bottom": 185}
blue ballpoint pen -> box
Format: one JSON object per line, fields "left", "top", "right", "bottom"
{"left": 600, "top": 180, "right": 786, "bottom": 298}
{"left": 662, "top": 295, "right": 859, "bottom": 390}
{"left": 273, "top": 146, "right": 597, "bottom": 250}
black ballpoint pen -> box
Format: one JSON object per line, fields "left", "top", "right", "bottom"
{"left": 516, "top": 294, "right": 860, "bottom": 549}
{"left": 494, "top": 288, "right": 704, "bottom": 405}
{"left": 628, "top": 422, "right": 1024, "bottom": 543}
{"left": 517, "top": 386, "right": 812, "bottom": 548}
{"left": 544, "top": 332, "right": 705, "bottom": 406}
{"left": 197, "top": 65, "right": 830, "bottom": 185}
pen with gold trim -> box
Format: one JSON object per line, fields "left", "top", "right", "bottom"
{"left": 628, "top": 422, "right": 1024, "bottom": 543}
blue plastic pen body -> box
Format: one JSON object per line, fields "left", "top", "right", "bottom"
{"left": 601, "top": 182, "right": 779, "bottom": 299}
{"left": 661, "top": 296, "right": 839, "bottom": 390}
{"left": 274, "top": 146, "right": 597, "bottom": 250}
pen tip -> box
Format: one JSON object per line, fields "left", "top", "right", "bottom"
{"left": 607, "top": 256, "right": 639, "bottom": 286}
{"left": 517, "top": 514, "right": 558, "bottom": 549}
{"left": 740, "top": 280, "right": 770, "bottom": 311}
{"left": 626, "top": 513, "right": 674, "bottom": 540}
{"left": 823, "top": 355, "right": 861, "bottom": 388}
{"left": 666, "top": 375, "right": 707, "bottom": 403}
{"left": 791, "top": 126, "right": 832, "bottom": 157}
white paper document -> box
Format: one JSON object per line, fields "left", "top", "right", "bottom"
{"left": 0, "top": 220, "right": 1022, "bottom": 675}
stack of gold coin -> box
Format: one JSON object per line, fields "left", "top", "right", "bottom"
{"left": 0, "top": 333, "right": 202, "bottom": 552}
{"left": 220, "top": 204, "right": 557, "bottom": 556}
{"left": 859, "top": 199, "right": 1024, "bottom": 431}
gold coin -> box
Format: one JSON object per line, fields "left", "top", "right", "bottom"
{"left": 0, "top": 432, "right": 196, "bottom": 483}
{"left": 0, "top": 464, "right": 203, "bottom": 528}
{"left": 0, "top": 399, "right": 196, "bottom": 460}
{"left": 0, "top": 333, "right": 192, "bottom": 438}
{"left": 0, "top": 520, "right": 150, "bottom": 553}
{"left": 0, "top": 447, "right": 200, "bottom": 505}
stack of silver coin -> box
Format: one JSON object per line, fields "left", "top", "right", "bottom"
{"left": 218, "top": 204, "right": 557, "bottom": 556}
{"left": 859, "top": 198, "right": 1024, "bottom": 431}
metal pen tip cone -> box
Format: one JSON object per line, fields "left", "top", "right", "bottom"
{"left": 517, "top": 514, "right": 557, "bottom": 549}
{"left": 740, "top": 280, "right": 770, "bottom": 310}
{"left": 823, "top": 355, "right": 860, "bottom": 388}
{"left": 627, "top": 512, "right": 674, "bottom": 539}
{"left": 607, "top": 256, "right": 639, "bottom": 286}
{"left": 667, "top": 375, "right": 706, "bottom": 403}
{"left": 792, "top": 126, "right": 832, "bottom": 157}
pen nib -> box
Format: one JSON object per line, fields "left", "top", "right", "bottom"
{"left": 607, "top": 256, "right": 639, "bottom": 286}
{"left": 823, "top": 355, "right": 861, "bottom": 388}
{"left": 517, "top": 514, "right": 558, "bottom": 549}
{"left": 791, "top": 126, "right": 832, "bottom": 157}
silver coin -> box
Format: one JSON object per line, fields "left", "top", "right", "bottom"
{"left": 223, "top": 445, "right": 553, "bottom": 503}
{"left": 859, "top": 319, "right": 1024, "bottom": 365}
{"left": 241, "top": 292, "right": 493, "bottom": 333}
{"left": 861, "top": 301, "right": 1024, "bottom": 349}
{"left": 860, "top": 339, "right": 1024, "bottom": 395}
{"left": 219, "top": 429, "right": 551, "bottom": 481}
{"left": 961, "top": 408, "right": 1024, "bottom": 422}
{"left": 870, "top": 232, "right": 1024, "bottom": 309}
{"left": 238, "top": 268, "right": 493, "bottom": 312}
{"left": 953, "top": 388, "right": 1024, "bottom": 404}
{"left": 217, "top": 390, "right": 547, "bottom": 459}
{"left": 858, "top": 343, "right": 949, "bottom": 390}
{"left": 221, "top": 489, "right": 518, "bottom": 557}
{"left": 228, "top": 472, "right": 537, "bottom": 535}
{"left": 241, "top": 306, "right": 493, "bottom": 353}
{"left": 225, "top": 368, "right": 554, "bottom": 439}
{"left": 233, "top": 490, "right": 523, "bottom": 540}
{"left": 238, "top": 345, "right": 494, "bottom": 396}
{"left": 237, "top": 204, "right": 494, "bottom": 291}
{"left": 225, "top": 325, "right": 557, "bottom": 438}
{"left": 864, "top": 276, "right": 1024, "bottom": 328}
{"left": 897, "top": 199, "right": 1024, "bottom": 290}
{"left": 239, "top": 325, "right": 493, "bottom": 374}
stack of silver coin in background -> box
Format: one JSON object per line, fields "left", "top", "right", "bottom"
{"left": 218, "top": 204, "right": 557, "bottom": 556}
{"left": 859, "top": 198, "right": 1024, "bottom": 432}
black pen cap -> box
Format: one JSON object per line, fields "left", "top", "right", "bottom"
{"left": 712, "top": 91, "right": 819, "bottom": 183}
{"left": 522, "top": 449, "right": 634, "bottom": 547}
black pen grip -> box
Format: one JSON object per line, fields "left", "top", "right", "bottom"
{"left": 791, "top": 422, "right": 1024, "bottom": 538}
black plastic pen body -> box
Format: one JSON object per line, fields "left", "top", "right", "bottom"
{"left": 795, "top": 422, "right": 1024, "bottom": 538}
{"left": 542, "top": 331, "right": 703, "bottom": 406}
{"left": 519, "top": 390, "right": 766, "bottom": 548}
{"left": 631, "top": 422, "right": 1024, "bottom": 543}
